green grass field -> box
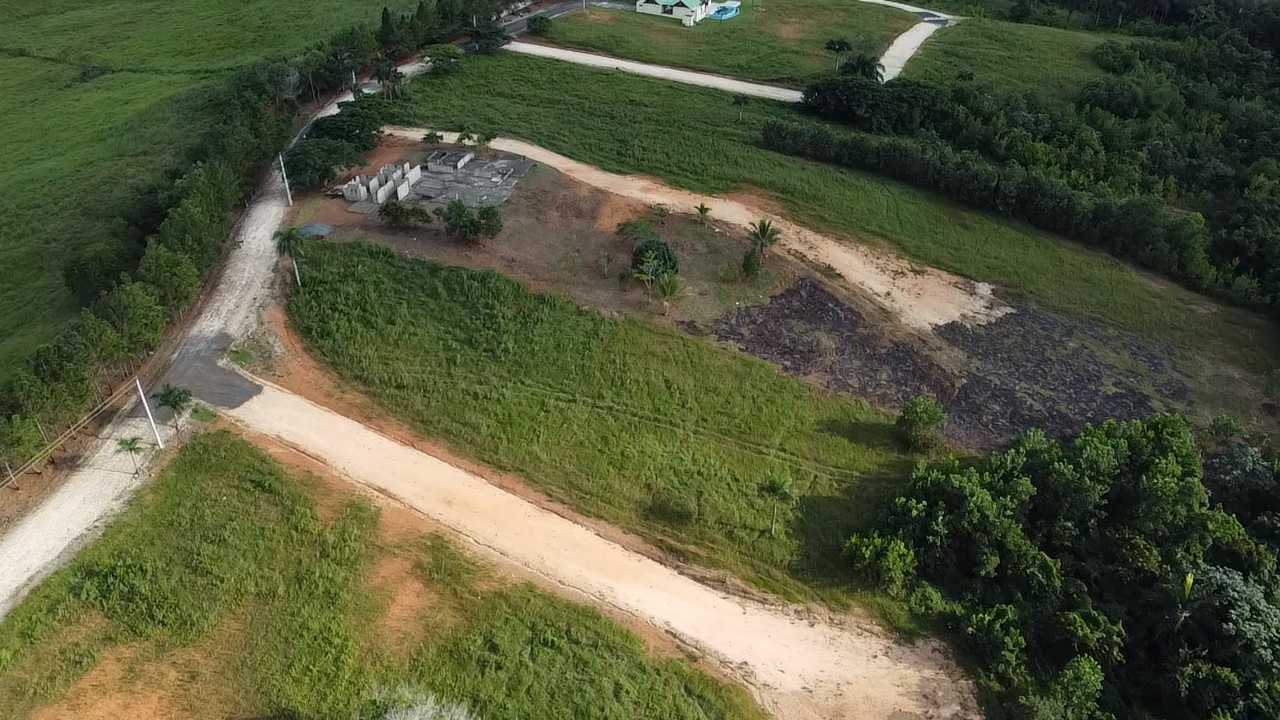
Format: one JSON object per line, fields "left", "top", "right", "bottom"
{"left": 540, "top": 1, "right": 917, "bottom": 86}
{"left": 290, "top": 241, "right": 914, "bottom": 603}
{"left": 0, "top": 0, "right": 423, "bottom": 384}
{"left": 0, "top": 431, "right": 764, "bottom": 719}
{"left": 399, "top": 53, "right": 1278, "bottom": 375}
{"left": 902, "top": 17, "right": 1114, "bottom": 98}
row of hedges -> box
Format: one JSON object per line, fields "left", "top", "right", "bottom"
{"left": 0, "top": 1, "right": 506, "bottom": 467}
{"left": 797, "top": 28, "right": 1280, "bottom": 310}
{"left": 760, "top": 119, "right": 1230, "bottom": 298}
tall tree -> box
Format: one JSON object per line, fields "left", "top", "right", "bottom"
{"left": 758, "top": 473, "right": 798, "bottom": 537}
{"left": 825, "top": 38, "right": 853, "bottom": 70}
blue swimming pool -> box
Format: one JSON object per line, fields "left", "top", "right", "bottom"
{"left": 709, "top": 5, "right": 739, "bottom": 20}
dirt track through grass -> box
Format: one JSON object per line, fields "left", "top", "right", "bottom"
{"left": 0, "top": 431, "right": 768, "bottom": 720}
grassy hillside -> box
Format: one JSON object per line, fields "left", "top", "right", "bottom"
{"left": 902, "top": 17, "right": 1114, "bottom": 98}
{"left": 540, "top": 1, "right": 917, "bottom": 86}
{"left": 0, "top": 0, "right": 421, "bottom": 384}
{"left": 0, "top": 431, "right": 765, "bottom": 719}
{"left": 398, "top": 53, "right": 1277, "bottom": 371}
{"left": 291, "top": 241, "right": 913, "bottom": 603}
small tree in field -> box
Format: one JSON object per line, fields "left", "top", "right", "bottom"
{"left": 748, "top": 218, "right": 781, "bottom": 256}
{"left": 655, "top": 272, "right": 688, "bottom": 316}
{"left": 896, "top": 395, "right": 947, "bottom": 452}
{"left": 422, "top": 131, "right": 444, "bottom": 145}
{"left": 527, "top": 14, "right": 553, "bottom": 35}
{"left": 758, "top": 473, "right": 798, "bottom": 537}
{"left": 695, "top": 202, "right": 712, "bottom": 226}
{"left": 379, "top": 199, "right": 434, "bottom": 229}
{"left": 434, "top": 200, "right": 502, "bottom": 244}
{"left": 825, "top": 38, "right": 853, "bottom": 70}
{"left": 116, "top": 437, "right": 142, "bottom": 476}
{"left": 732, "top": 94, "right": 749, "bottom": 121}
{"left": 153, "top": 384, "right": 193, "bottom": 430}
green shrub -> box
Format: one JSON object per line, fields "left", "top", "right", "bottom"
{"left": 844, "top": 532, "right": 916, "bottom": 597}
{"left": 616, "top": 220, "right": 660, "bottom": 244}
{"left": 284, "top": 138, "right": 364, "bottom": 191}
{"left": 895, "top": 395, "right": 947, "bottom": 452}
{"left": 630, "top": 238, "right": 678, "bottom": 277}
{"left": 527, "top": 14, "right": 553, "bottom": 36}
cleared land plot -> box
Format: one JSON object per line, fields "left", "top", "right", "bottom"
{"left": 0, "top": 431, "right": 764, "bottom": 720}
{"left": 398, "top": 54, "right": 1279, "bottom": 396}
{"left": 540, "top": 2, "right": 918, "bottom": 86}
{"left": 902, "top": 17, "right": 1114, "bottom": 98}
{"left": 0, "top": 0, "right": 421, "bottom": 384}
{"left": 289, "top": 240, "right": 914, "bottom": 603}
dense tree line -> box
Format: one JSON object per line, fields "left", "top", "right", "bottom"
{"left": 792, "top": 13, "right": 1280, "bottom": 309}
{"left": 849, "top": 415, "right": 1280, "bottom": 719}
{"left": 0, "top": 1, "right": 508, "bottom": 467}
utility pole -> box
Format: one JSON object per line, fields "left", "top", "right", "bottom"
{"left": 136, "top": 377, "right": 164, "bottom": 450}
{"left": 279, "top": 153, "right": 293, "bottom": 206}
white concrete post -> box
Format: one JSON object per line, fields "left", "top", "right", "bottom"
{"left": 279, "top": 153, "right": 293, "bottom": 207}
{"left": 136, "top": 378, "right": 164, "bottom": 450}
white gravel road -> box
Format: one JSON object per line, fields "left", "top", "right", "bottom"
{"left": 226, "top": 379, "right": 978, "bottom": 720}
{"left": 858, "top": 0, "right": 958, "bottom": 81}
{"left": 507, "top": 41, "right": 805, "bottom": 102}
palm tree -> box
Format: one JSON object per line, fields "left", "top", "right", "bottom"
{"left": 748, "top": 218, "right": 781, "bottom": 256}
{"left": 732, "top": 94, "right": 749, "bottom": 121}
{"left": 116, "top": 437, "right": 142, "bottom": 476}
{"left": 845, "top": 54, "right": 885, "bottom": 83}
{"left": 152, "top": 384, "right": 193, "bottom": 431}
{"left": 695, "top": 202, "right": 712, "bottom": 226}
{"left": 758, "top": 473, "right": 798, "bottom": 537}
{"left": 824, "top": 38, "right": 853, "bottom": 71}
{"left": 275, "top": 228, "right": 306, "bottom": 288}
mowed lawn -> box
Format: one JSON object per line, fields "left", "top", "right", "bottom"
{"left": 0, "top": 0, "right": 422, "bottom": 384}
{"left": 902, "top": 17, "right": 1115, "bottom": 98}
{"left": 399, "top": 53, "right": 1279, "bottom": 373}
{"left": 541, "top": 1, "right": 918, "bottom": 86}
{"left": 0, "top": 431, "right": 765, "bottom": 719}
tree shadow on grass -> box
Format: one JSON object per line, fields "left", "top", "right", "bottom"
{"left": 817, "top": 417, "right": 900, "bottom": 452}
{"left": 787, "top": 469, "right": 907, "bottom": 592}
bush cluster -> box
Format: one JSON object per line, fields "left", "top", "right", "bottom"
{"left": 850, "top": 415, "right": 1280, "bottom": 719}
{"left": 795, "top": 25, "right": 1280, "bottom": 310}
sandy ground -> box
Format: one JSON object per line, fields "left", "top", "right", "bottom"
{"left": 223, "top": 377, "right": 979, "bottom": 720}
{"left": 880, "top": 19, "right": 951, "bottom": 81}
{"left": 506, "top": 41, "right": 806, "bottom": 102}
{"left": 385, "top": 127, "right": 1009, "bottom": 329}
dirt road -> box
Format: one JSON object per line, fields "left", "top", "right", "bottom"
{"left": 386, "top": 127, "right": 1008, "bottom": 329}
{"left": 1, "top": 66, "right": 983, "bottom": 720}
{"left": 506, "top": 41, "right": 805, "bottom": 102}
{"left": 225, "top": 378, "right": 978, "bottom": 720}
{"left": 857, "top": 0, "right": 957, "bottom": 81}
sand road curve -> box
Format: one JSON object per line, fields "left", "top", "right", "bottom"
{"left": 226, "top": 379, "right": 979, "bottom": 720}
{"left": 386, "top": 127, "right": 1009, "bottom": 329}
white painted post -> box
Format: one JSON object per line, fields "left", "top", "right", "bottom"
{"left": 4, "top": 461, "right": 13, "bottom": 487}
{"left": 279, "top": 153, "right": 293, "bottom": 207}
{"left": 136, "top": 378, "right": 164, "bottom": 450}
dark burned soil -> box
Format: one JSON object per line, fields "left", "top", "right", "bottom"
{"left": 702, "top": 279, "right": 1193, "bottom": 449}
